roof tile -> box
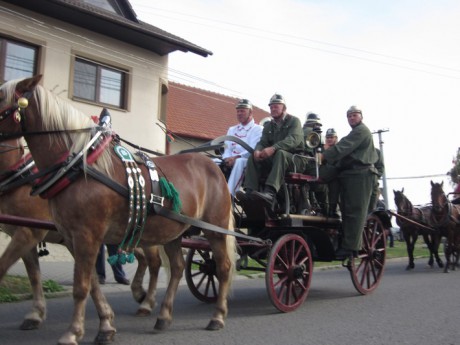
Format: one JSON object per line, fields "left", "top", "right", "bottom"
{"left": 167, "top": 82, "right": 270, "bottom": 140}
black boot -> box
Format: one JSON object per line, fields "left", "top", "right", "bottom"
{"left": 252, "top": 186, "right": 276, "bottom": 207}
{"left": 235, "top": 189, "right": 253, "bottom": 204}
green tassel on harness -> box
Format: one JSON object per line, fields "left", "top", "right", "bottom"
{"left": 107, "top": 253, "right": 121, "bottom": 266}
{"left": 159, "top": 177, "right": 182, "bottom": 212}
{"left": 108, "top": 251, "right": 128, "bottom": 266}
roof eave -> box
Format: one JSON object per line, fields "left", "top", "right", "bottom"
{"left": 3, "top": 0, "right": 212, "bottom": 57}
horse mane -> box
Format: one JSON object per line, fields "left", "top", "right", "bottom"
{"left": 2, "top": 78, "right": 113, "bottom": 176}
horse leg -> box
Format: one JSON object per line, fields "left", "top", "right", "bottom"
{"left": 0, "top": 228, "right": 47, "bottom": 329}
{"left": 431, "top": 233, "right": 444, "bottom": 268}
{"left": 133, "top": 246, "right": 162, "bottom": 317}
{"left": 19, "top": 249, "right": 47, "bottom": 330}
{"left": 57, "top": 237, "right": 115, "bottom": 345}
{"left": 404, "top": 232, "right": 415, "bottom": 270}
{"left": 205, "top": 234, "right": 235, "bottom": 331}
{"left": 422, "top": 233, "right": 435, "bottom": 268}
{"left": 443, "top": 233, "right": 453, "bottom": 273}
{"left": 131, "top": 247, "right": 148, "bottom": 304}
{"left": 89, "top": 269, "right": 116, "bottom": 345}
{"left": 154, "top": 238, "right": 184, "bottom": 331}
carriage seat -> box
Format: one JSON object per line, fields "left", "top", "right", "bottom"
{"left": 285, "top": 172, "right": 323, "bottom": 185}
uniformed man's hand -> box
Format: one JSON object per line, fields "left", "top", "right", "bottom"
{"left": 257, "top": 146, "right": 276, "bottom": 160}
{"left": 254, "top": 150, "right": 263, "bottom": 161}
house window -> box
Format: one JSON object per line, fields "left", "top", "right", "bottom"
{"left": 0, "top": 38, "right": 38, "bottom": 81}
{"left": 73, "top": 57, "right": 126, "bottom": 109}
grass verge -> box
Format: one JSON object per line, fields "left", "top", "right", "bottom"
{"left": 0, "top": 276, "right": 65, "bottom": 303}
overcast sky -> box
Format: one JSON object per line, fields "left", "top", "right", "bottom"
{"left": 130, "top": 0, "right": 460, "bottom": 207}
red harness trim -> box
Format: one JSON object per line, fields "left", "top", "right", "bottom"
{"left": 0, "top": 153, "right": 36, "bottom": 183}
{"left": 2, "top": 152, "right": 32, "bottom": 175}
{"left": 39, "top": 135, "right": 113, "bottom": 199}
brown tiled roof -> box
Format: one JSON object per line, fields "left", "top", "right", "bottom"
{"left": 167, "top": 82, "right": 270, "bottom": 140}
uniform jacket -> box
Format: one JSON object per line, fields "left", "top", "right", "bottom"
{"left": 256, "top": 114, "right": 304, "bottom": 152}
{"left": 222, "top": 119, "right": 263, "bottom": 160}
{"left": 322, "top": 122, "right": 377, "bottom": 170}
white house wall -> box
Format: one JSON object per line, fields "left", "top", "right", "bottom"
{"left": 0, "top": 2, "right": 167, "bottom": 154}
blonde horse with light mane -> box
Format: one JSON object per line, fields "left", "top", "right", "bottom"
{"left": 0, "top": 75, "right": 235, "bottom": 345}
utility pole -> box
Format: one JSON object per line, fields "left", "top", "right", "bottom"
{"left": 372, "top": 129, "right": 389, "bottom": 209}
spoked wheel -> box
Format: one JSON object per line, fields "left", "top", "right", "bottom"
{"left": 184, "top": 248, "right": 218, "bottom": 303}
{"left": 265, "top": 234, "right": 313, "bottom": 312}
{"left": 349, "top": 214, "right": 386, "bottom": 294}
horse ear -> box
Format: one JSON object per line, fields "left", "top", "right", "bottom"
{"left": 16, "top": 74, "right": 42, "bottom": 93}
{"left": 431, "top": 180, "right": 434, "bottom": 187}
{"left": 401, "top": 187, "right": 404, "bottom": 193}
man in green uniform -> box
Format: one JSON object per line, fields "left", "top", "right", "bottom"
{"left": 321, "top": 105, "right": 378, "bottom": 258}
{"left": 237, "top": 93, "right": 305, "bottom": 207}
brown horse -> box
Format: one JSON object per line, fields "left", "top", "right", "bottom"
{"left": 0, "top": 138, "right": 162, "bottom": 329}
{"left": 0, "top": 138, "right": 62, "bottom": 330}
{"left": 430, "top": 181, "right": 460, "bottom": 273}
{"left": 393, "top": 189, "right": 443, "bottom": 270}
{"left": 0, "top": 75, "right": 235, "bottom": 345}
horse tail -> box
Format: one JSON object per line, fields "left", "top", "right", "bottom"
{"left": 158, "top": 245, "right": 171, "bottom": 282}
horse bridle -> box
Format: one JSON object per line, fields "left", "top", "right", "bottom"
{"left": 0, "top": 90, "right": 31, "bottom": 131}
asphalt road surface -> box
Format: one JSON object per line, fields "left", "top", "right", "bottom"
{"left": 0, "top": 258, "right": 458, "bottom": 345}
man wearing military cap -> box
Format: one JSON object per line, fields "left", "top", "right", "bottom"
{"left": 324, "top": 128, "right": 338, "bottom": 149}
{"left": 237, "top": 94, "right": 305, "bottom": 207}
{"left": 221, "top": 99, "right": 263, "bottom": 196}
{"left": 320, "top": 105, "right": 378, "bottom": 258}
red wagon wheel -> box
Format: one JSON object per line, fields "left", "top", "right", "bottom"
{"left": 184, "top": 248, "right": 218, "bottom": 303}
{"left": 265, "top": 234, "right": 313, "bottom": 312}
{"left": 349, "top": 214, "right": 386, "bottom": 294}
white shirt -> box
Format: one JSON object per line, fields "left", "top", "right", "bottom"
{"left": 221, "top": 119, "right": 263, "bottom": 159}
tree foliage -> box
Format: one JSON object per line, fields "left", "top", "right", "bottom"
{"left": 448, "top": 147, "right": 460, "bottom": 186}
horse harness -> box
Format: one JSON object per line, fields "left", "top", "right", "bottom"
{"left": 431, "top": 196, "right": 460, "bottom": 228}
{"left": 0, "top": 95, "right": 264, "bottom": 260}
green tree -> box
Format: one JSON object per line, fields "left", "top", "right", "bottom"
{"left": 448, "top": 147, "right": 460, "bottom": 186}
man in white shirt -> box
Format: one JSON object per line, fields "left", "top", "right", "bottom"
{"left": 221, "top": 99, "right": 263, "bottom": 196}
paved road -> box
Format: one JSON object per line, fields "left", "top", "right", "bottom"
{"left": 0, "top": 258, "right": 458, "bottom": 345}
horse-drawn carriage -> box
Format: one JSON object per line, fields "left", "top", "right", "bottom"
{"left": 180, "top": 134, "right": 391, "bottom": 312}
{"left": 0, "top": 75, "right": 392, "bottom": 344}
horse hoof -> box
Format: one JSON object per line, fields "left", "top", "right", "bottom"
{"left": 405, "top": 265, "right": 414, "bottom": 271}
{"left": 94, "top": 330, "right": 116, "bottom": 345}
{"left": 135, "top": 308, "right": 151, "bottom": 317}
{"left": 205, "top": 319, "right": 224, "bottom": 331}
{"left": 154, "top": 318, "right": 171, "bottom": 331}
{"left": 19, "top": 319, "right": 41, "bottom": 330}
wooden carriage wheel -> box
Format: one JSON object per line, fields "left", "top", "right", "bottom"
{"left": 265, "top": 234, "right": 313, "bottom": 312}
{"left": 349, "top": 214, "right": 386, "bottom": 294}
{"left": 184, "top": 248, "right": 218, "bottom": 303}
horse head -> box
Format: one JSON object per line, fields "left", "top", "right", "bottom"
{"left": 430, "top": 180, "right": 447, "bottom": 214}
{"left": 393, "top": 188, "right": 412, "bottom": 215}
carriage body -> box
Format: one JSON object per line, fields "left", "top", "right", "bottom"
{"left": 182, "top": 136, "right": 390, "bottom": 312}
